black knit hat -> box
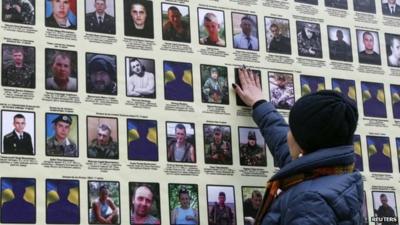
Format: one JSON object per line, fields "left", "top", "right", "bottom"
{"left": 288, "top": 90, "right": 358, "bottom": 152}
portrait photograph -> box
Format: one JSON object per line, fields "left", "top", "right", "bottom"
{"left": 327, "top": 26, "right": 353, "bottom": 62}
{"left": 125, "top": 57, "right": 155, "bottom": 98}
{"left": 204, "top": 124, "right": 232, "bottom": 165}
{"left": 382, "top": 0, "right": 400, "bottom": 16}
{"left": 85, "top": 0, "right": 116, "bottom": 34}
{"left": 86, "top": 53, "right": 117, "bottom": 95}
{"left": 235, "top": 68, "right": 261, "bottom": 106}
{"left": 161, "top": 3, "right": 190, "bottom": 43}
{"left": 367, "top": 135, "right": 392, "bottom": 173}
{"left": 390, "top": 84, "right": 400, "bottom": 119}
{"left": 124, "top": 0, "right": 153, "bottom": 38}
{"left": 361, "top": 81, "right": 387, "bottom": 118}
{"left": 353, "top": 134, "right": 364, "bottom": 171}
{"left": 296, "top": 21, "right": 322, "bottom": 58}
{"left": 169, "top": 183, "right": 199, "bottom": 225}
{"left": 206, "top": 185, "right": 236, "bottom": 225}
{"left": 354, "top": 0, "right": 376, "bottom": 12}
{"left": 87, "top": 116, "right": 119, "bottom": 159}
{"left": 164, "top": 61, "right": 193, "bottom": 102}
{"left": 238, "top": 127, "right": 266, "bottom": 167}
{"left": 268, "top": 72, "right": 295, "bottom": 110}
{"left": 356, "top": 30, "right": 381, "bottom": 65}
{"left": 166, "top": 121, "right": 196, "bottom": 163}
{"left": 1, "top": 177, "right": 35, "bottom": 223}
{"left": 45, "top": 48, "right": 78, "bottom": 92}
{"left": 45, "top": 0, "right": 77, "bottom": 30}
{"left": 45, "top": 113, "right": 78, "bottom": 157}
{"left": 242, "top": 186, "right": 264, "bottom": 225}
{"left": 325, "top": 0, "right": 348, "bottom": 9}
{"left": 295, "top": 0, "right": 318, "bottom": 5}
{"left": 331, "top": 78, "right": 357, "bottom": 105}
{"left": 385, "top": 33, "right": 400, "bottom": 67}
{"left": 46, "top": 179, "right": 80, "bottom": 224}
{"left": 265, "top": 17, "right": 291, "bottom": 55}
{"left": 2, "top": 0, "right": 35, "bottom": 24}
{"left": 372, "top": 191, "right": 397, "bottom": 223}
{"left": 397, "top": 138, "right": 400, "bottom": 171}
{"left": 198, "top": 8, "right": 226, "bottom": 47}
{"left": 1, "top": 110, "right": 35, "bottom": 155}
{"left": 2, "top": 44, "right": 35, "bottom": 89}
{"left": 88, "top": 180, "right": 120, "bottom": 224}
{"left": 231, "top": 12, "right": 259, "bottom": 51}
{"left": 300, "top": 74, "right": 325, "bottom": 96}
{"left": 127, "top": 118, "right": 158, "bottom": 161}
{"left": 129, "top": 182, "right": 160, "bottom": 225}
{"left": 200, "top": 64, "right": 229, "bottom": 105}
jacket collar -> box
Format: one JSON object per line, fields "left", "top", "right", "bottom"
{"left": 271, "top": 145, "right": 355, "bottom": 181}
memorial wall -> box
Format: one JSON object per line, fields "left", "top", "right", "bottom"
{"left": 1, "top": 0, "right": 400, "bottom": 224}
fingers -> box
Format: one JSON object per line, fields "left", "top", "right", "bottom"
{"left": 238, "top": 67, "right": 249, "bottom": 88}
{"left": 232, "top": 83, "right": 245, "bottom": 98}
{"left": 254, "top": 73, "right": 261, "bottom": 89}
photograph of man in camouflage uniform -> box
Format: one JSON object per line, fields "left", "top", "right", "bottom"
{"left": 205, "top": 126, "right": 232, "bottom": 165}
{"left": 46, "top": 114, "right": 78, "bottom": 157}
{"left": 296, "top": 21, "right": 322, "bottom": 58}
{"left": 88, "top": 123, "right": 118, "bottom": 159}
{"left": 239, "top": 130, "right": 266, "bottom": 166}
{"left": 2, "top": 45, "right": 35, "bottom": 88}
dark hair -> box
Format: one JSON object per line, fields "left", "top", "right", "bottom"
{"left": 13, "top": 114, "right": 25, "bottom": 121}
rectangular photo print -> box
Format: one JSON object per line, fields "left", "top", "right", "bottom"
{"left": 88, "top": 180, "right": 120, "bottom": 224}
{"left": 169, "top": 183, "right": 199, "bottom": 225}
{"left": 129, "top": 182, "right": 161, "bottom": 225}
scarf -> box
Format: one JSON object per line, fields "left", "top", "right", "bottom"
{"left": 254, "top": 163, "right": 355, "bottom": 225}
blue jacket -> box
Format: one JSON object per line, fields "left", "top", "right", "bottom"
{"left": 253, "top": 101, "right": 364, "bottom": 225}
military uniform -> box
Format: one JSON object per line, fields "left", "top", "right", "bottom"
{"left": 240, "top": 144, "right": 266, "bottom": 166}
{"left": 85, "top": 12, "right": 116, "bottom": 34}
{"left": 87, "top": 139, "right": 118, "bottom": 159}
{"left": 2, "top": 64, "right": 35, "bottom": 88}
{"left": 46, "top": 136, "right": 77, "bottom": 157}
{"left": 206, "top": 141, "right": 232, "bottom": 165}
{"left": 3, "top": 130, "right": 33, "bottom": 155}
{"left": 297, "top": 30, "right": 322, "bottom": 58}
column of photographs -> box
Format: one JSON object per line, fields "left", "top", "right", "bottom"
{"left": 1, "top": 0, "right": 400, "bottom": 224}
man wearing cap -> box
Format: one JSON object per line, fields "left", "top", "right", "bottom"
{"left": 233, "top": 67, "right": 362, "bottom": 225}
{"left": 46, "top": 114, "right": 77, "bottom": 157}
{"left": 202, "top": 67, "right": 228, "bottom": 104}
{"left": 297, "top": 22, "right": 322, "bottom": 58}
{"left": 3, "top": 114, "right": 33, "bottom": 155}
{"left": 200, "top": 12, "right": 225, "bottom": 47}
{"left": 87, "top": 54, "right": 117, "bottom": 95}
{"left": 88, "top": 123, "right": 118, "bottom": 159}
{"left": 239, "top": 131, "right": 265, "bottom": 166}
{"left": 205, "top": 127, "right": 231, "bottom": 165}
{"left": 233, "top": 15, "right": 259, "bottom": 51}
{"left": 209, "top": 192, "right": 234, "bottom": 225}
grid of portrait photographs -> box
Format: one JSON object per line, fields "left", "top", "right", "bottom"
{"left": 2, "top": 0, "right": 400, "bottom": 224}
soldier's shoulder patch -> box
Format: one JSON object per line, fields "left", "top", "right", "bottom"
{"left": 4, "top": 132, "right": 14, "bottom": 138}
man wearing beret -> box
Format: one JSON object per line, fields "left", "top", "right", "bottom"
{"left": 233, "top": 67, "right": 362, "bottom": 225}
{"left": 46, "top": 114, "right": 77, "bottom": 157}
{"left": 87, "top": 54, "right": 117, "bottom": 95}
{"left": 3, "top": 114, "right": 33, "bottom": 155}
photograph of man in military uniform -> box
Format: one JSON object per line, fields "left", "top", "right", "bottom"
{"left": 327, "top": 26, "right": 353, "bottom": 62}
{"left": 2, "top": 44, "right": 35, "bottom": 89}
{"left": 265, "top": 17, "right": 291, "bottom": 55}
{"left": 87, "top": 116, "right": 119, "bottom": 159}
{"left": 206, "top": 185, "right": 236, "bottom": 225}
{"left": 204, "top": 124, "right": 232, "bottom": 165}
{"left": 296, "top": 21, "right": 322, "bottom": 58}
{"left": 45, "top": 113, "right": 78, "bottom": 157}
{"left": 238, "top": 127, "right": 266, "bottom": 167}
{"left": 2, "top": 0, "right": 35, "bottom": 24}
{"left": 85, "top": 0, "right": 116, "bottom": 34}
{"left": 1, "top": 110, "right": 34, "bottom": 155}
{"left": 200, "top": 64, "right": 229, "bottom": 105}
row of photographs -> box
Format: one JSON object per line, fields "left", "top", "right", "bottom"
{"left": 3, "top": 1, "right": 400, "bottom": 66}
{"left": 3, "top": 45, "right": 400, "bottom": 118}
{"left": 0, "top": 177, "right": 396, "bottom": 225}
{"left": 1, "top": 110, "right": 400, "bottom": 173}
